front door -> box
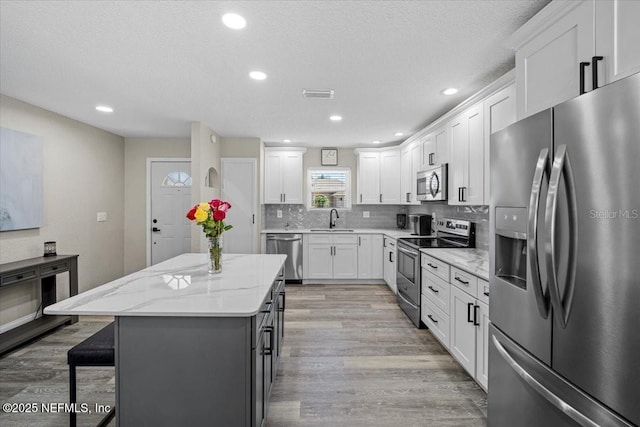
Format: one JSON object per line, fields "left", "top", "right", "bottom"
{"left": 150, "top": 160, "right": 192, "bottom": 265}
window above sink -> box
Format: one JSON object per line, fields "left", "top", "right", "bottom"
{"left": 307, "top": 167, "right": 351, "bottom": 211}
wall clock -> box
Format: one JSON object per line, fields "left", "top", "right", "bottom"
{"left": 321, "top": 148, "right": 338, "bottom": 166}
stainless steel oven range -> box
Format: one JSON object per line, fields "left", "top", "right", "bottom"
{"left": 396, "top": 218, "right": 475, "bottom": 327}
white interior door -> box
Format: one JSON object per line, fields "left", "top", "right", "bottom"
{"left": 221, "top": 158, "right": 257, "bottom": 253}
{"left": 150, "top": 160, "right": 192, "bottom": 265}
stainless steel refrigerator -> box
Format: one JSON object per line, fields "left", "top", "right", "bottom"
{"left": 488, "top": 72, "right": 640, "bottom": 426}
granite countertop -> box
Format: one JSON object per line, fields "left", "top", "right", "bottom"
{"left": 420, "top": 248, "right": 489, "bottom": 281}
{"left": 43, "top": 253, "right": 287, "bottom": 317}
{"left": 261, "top": 228, "right": 416, "bottom": 239}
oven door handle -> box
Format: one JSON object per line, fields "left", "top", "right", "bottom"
{"left": 397, "top": 290, "right": 418, "bottom": 309}
{"left": 397, "top": 246, "right": 419, "bottom": 257}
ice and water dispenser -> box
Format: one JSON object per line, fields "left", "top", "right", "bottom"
{"left": 494, "top": 207, "right": 528, "bottom": 290}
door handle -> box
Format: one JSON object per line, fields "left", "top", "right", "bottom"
{"left": 528, "top": 148, "right": 551, "bottom": 318}
{"left": 467, "top": 302, "right": 474, "bottom": 323}
{"left": 428, "top": 285, "right": 439, "bottom": 294}
{"left": 455, "top": 276, "right": 469, "bottom": 285}
{"left": 427, "top": 314, "right": 438, "bottom": 324}
{"left": 473, "top": 305, "right": 480, "bottom": 326}
{"left": 591, "top": 56, "right": 603, "bottom": 90}
{"left": 491, "top": 335, "right": 600, "bottom": 427}
{"left": 152, "top": 227, "right": 161, "bottom": 232}
{"left": 545, "top": 145, "right": 578, "bottom": 328}
{"left": 579, "top": 61, "right": 590, "bottom": 95}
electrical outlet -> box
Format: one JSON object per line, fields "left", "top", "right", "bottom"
{"left": 363, "top": 211, "right": 370, "bottom": 218}
{"left": 97, "top": 212, "right": 107, "bottom": 222}
{"left": 277, "top": 209, "right": 283, "bottom": 219}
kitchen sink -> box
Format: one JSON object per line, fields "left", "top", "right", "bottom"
{"left": 309, "top": 229, "right": 354, "bottom": 232}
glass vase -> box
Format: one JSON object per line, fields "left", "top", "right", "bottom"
{"left": 208, "top": 236, "right": 223, "bottom": 274}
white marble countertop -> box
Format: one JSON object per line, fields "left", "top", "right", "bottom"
{"left": 420, "top": 248, "right": 489, "bottom": 281}
{"left": 261, "top": 228, "right": 416, "bottom": 239}
{"left": 43, "top": 253, "right": 287, "bottom": 317}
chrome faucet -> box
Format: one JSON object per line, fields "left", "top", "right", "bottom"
{"left": 329, "top": 208, "right": 340, "bottom": 229}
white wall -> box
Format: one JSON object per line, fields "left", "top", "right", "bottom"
{"left": 123, "top": 137, "right": 190, "bottom": 274}
{"left": 0, "top": 95, "right": 125, "bottom": 328}
{"left": 190, "top": 122, "right": 221, "bottom": 252}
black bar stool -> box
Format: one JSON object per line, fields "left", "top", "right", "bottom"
{"left": 67, "top": 322, "right": 115, "bottom": 427}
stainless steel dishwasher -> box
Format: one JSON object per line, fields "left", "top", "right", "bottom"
{"left": 266, "top": 234, "right": 303, "bottom": 283}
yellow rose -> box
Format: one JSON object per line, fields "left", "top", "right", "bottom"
{"left": 194, "top": 208, "right": 209, "bottom": 222}
{"left": 198, "top": 202, "right": 211, "bottom": 211}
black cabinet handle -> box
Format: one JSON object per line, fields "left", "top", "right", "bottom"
{"left": 467, "top": 302, "right": 474, "bottom": 323}
{"left": 427, "top": 263, "right": 438, "bottom": 269}
{"left": 380, "top": 194, "right": 383, "bottom": 203}
{"left": 52, "top": 266, "right": 58, "bottom": 270}
{"left": 280, "top": 291, "right": 286, "bottom": 311}
{"left": 264, "top": 326, "right": 275, "bottom": 355}
{"left": 427, "top": 314, "right": 438, "bottom": 324}
{"left": 428, "top": 285, "right": 439, "bottom": 294}
{"left": 17, "top": 275, "right": 23, "bottom": 279}
{"left": 579, "top": 61, "right": 590, "bottom": 95}
{"left": 592, "top": 56, "right": 604, "bottom": 90}
{"left": 455, "top": 276, "right": 469, "bottom": 285}
{"left": 458, "top": 187, "right": 467, "bottom": 202}
{"left": 389, "top": 252, "right": 392, "bottom": 262}
{"left": 152, "top": 227, "right": 161, "bottom": 232}
{"left": 483, "top": 291, "right": 490, "bottom": 297}
{"left": 261, "top": 302, "right": 273, "bottom": 313}
{"left": 429, "top": 153, "right": 435, "bottom": 166}
{"left": 473, "top": 305, "right": 480, "bottom": 326}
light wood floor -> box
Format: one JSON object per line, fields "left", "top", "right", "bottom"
{"left": 267, "top": 284, "right": 487, "bottom": 426}
{"left": 0, "top": 284, "right": 486, "bottom": 426}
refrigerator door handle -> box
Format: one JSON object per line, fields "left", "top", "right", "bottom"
{"left": 492, "top": 334, "right": 600, "bottom": 427}
{"left": 528, "top": 148, "right": 551, "bottom": 318}
{"left": 545, "top": 145, "right": 579, "bottom": 328}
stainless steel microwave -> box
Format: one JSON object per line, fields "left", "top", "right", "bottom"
{"left": 417, "top": 164, "right": 448, "bottom": 201}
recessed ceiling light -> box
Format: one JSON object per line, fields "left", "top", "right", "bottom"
{"left": 394, "top": 132, "right": 404, "bottom": 137}
{"left": 372, "top": 140, "right": 381, "bottom": 144}
{"left": 329, "top": 115, "right": 342, "bottom": 121}
{"left": 95, "top": 105, "right": 113, "bottom": 113}
{"left": 249, "top": 71, "right": 267, "bottom": 80}
{"left": 222, "top": 13, "right": 246, "bottom": 29}
{"left": 283, "top": 139, "right": 291, "bottom": 143}
{"left": 442, "top": 88, "right": 458, "bottom": 95}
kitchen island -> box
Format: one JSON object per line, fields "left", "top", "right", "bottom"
{"left": 44, "top": 253, "right": 287, "bottom": 427}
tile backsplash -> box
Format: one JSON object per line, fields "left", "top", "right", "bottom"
{"left": 263, "top": 204, "right": 407, "bottom": 230}
{"left": 263, "top": 202, "right": 489, "bottom": 250}
{"left": 408, "top": 203, "right": 489, "bottom": 250}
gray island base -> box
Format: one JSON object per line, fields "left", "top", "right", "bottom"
{"left": 44, "top": 253, "right": 287, "bottom": 427}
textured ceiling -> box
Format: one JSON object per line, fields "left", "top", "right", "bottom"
{"left": 0, "top": 0, "right": 550, "bottom": 147}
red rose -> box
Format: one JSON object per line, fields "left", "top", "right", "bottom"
{"left": 213, "top": 210, "right": 226, "bottom": 221}
{"left": 186, "top": 206, "right": 197, "bottom": 220}
{"left": 210, "top": 199, "right": 221, "bottom": 209}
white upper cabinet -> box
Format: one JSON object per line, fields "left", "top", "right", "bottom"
{"left": 511, "top": 0, "right": 640, "bottom": 119}
{"left": 263, "top": 148, "right": 305, "bottom": 204}
{"left": 421, "top": 125, "right": 449, "bottom": 169}
{"left": 399, "top": 142, "right": 420, "bottom": 205}
{"left": 449, "top": 103, "right": 484, "bottom": 206}
{"left": 356, "top": 151, "right": 381, "bottom": 204}
{"left": 379, "top": 150, "right": 401, "bottom": 204}
{"left": 595, "top": 0, "right": 640, "bottom": 85}
{"left": 483, "top": 83, "right": 516, "bottom": 203}
{"left": 355, "top": 149, "right": 400, "bottom": 205}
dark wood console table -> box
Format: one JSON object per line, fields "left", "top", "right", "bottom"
{"left": 0, "top": 254, "right": 79, "bottom": 354}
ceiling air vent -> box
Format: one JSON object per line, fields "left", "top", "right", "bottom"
{"left": 302, "top": 89, "right": 335, "bottom": 99}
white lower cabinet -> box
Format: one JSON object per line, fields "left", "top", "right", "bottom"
{"left": 383, "top": 237, "right": 397, "bottom": 294}
{"left": 304, "top": 234, "right": 359, "bottom": 280}
{"left": 357, "top": 234, "right": 383, "bottom": 279}
{"left": 421, "top": 253, "right": 489, "bottom": 391}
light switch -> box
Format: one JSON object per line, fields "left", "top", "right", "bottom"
{"left": 363, "top": 211, "right": 370, "bottom": 218}
{"left": 277, "top": 209, "right": 283, "bottom": 219}
{"left": 97, "top": 212, "right": 107, "bottom": 222}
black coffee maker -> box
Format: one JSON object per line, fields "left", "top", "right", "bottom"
{"left": 396, "top": 214, "right": 407, "bottom": 229}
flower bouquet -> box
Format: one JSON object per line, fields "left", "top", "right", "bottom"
{"left": 186, "top": 199, "right": 232, "bottom": 274}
